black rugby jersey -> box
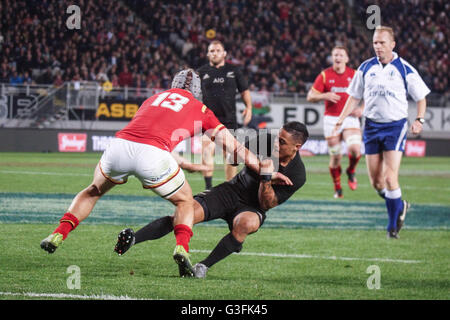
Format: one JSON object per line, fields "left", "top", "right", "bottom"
{"left": 197, "top": 63, "right": 249, "bottom": 128}
{"left": 229, "top": 132, "right": 306, "bottom": 212}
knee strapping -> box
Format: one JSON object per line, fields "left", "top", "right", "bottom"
{"left": 345, "top": 134, "right": 362, "bottom": 146}
{"left": 328, "top": 144, "right": 341, "bottom": 156}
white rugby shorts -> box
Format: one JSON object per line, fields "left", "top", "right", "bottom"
{"left": 323, "top": 115, "right": 360, "bottom": 138}
{"left": 99, "top": 138, "right": 185, "bottom": 199}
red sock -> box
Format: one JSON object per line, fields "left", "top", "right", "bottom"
{"left": 53, "top": 212, "right": 80, "bottom": 240}
{"left": 329, "top": 166, "right": 342, "bottom": 191}
{"left": 347, "top": 153, "right": 361, "bottom": 174}
{"left": 174, "top": 224, "right": 193, "bottom": 252}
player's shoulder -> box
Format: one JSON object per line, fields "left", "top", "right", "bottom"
{"left": 345, "top": 66, "right": 356, "bottom": 75}
{"left": 286, "top": 152, "right": 305, "bottom": 176}
{"left": 357, "top": 56, "right": 378, "bottom": 73}
{"left": 197, "top": 64, "right": 211, "bottom": 74}
{"left": 396, "top": 57, "right": 419, "bottom": 75}
{"left": 168, "top": 87, "right": 192, "bottom": 97}
{"left": 225, "top": 63, "right": 243, "bottom": 72}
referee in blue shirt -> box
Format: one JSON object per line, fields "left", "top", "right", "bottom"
{"left": 333, "top": 26, "right": 430, "bottom": 239}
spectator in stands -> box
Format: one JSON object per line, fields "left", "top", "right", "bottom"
{"left": 0, "top": 0, "right": 446, "bottom": 104}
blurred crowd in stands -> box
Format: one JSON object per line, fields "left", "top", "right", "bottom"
{"left": 0, "top": 0, "right": 447, "bottom": 104}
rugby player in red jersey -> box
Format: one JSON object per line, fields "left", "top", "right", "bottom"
{"left": 40, "top": 69, "right": 292, "bottom": 277}
{"left": 307, "top": 46, "right": 363, "bottom": 198}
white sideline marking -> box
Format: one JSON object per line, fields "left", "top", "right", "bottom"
{"left": 0, "top": 291, "right": 149, "bottom": 300}
{"left": 191, "top": 249, "right": 422, "bottom": 264}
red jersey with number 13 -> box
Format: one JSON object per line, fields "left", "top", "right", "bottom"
{"left": 116, "top": 88, "right": 224, "bottom": 151}
{"left": 312, "top": 66, "right": 355, "bottom": 116}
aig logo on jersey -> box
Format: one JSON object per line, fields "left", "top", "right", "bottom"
{"left": 213, "top": 77, "right": 225, "bottom": 83}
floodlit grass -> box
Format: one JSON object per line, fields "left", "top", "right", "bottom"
{"left": 0, "top": 152, "right": 449, "bottom": 300}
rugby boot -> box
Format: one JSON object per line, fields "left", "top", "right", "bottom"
{"left": 40, "top": 233, "right": 64, "bottom": 253}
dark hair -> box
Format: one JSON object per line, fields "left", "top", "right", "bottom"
{"left": 283, "top": 121, "right": 309, "bottom": 144}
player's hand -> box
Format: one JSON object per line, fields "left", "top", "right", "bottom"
{"left": 271, "top": 172, "right": 293, "bottom": 186}
{"left": 410, "top": 120, "right": 423, "bottom": 135}
{"left": 325, "top": 92, "right": 341, "bottom": 104}
{"left": 242, "top": 107, "right": 252, "bottom": 127}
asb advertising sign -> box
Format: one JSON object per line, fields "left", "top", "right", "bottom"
{"left": 96, "top": 100, "right": 142, "bottom": 121}
{"left": 58, "top": 133, "right": 87, "bottom": 152}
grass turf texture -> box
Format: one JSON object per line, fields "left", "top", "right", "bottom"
{"left": 0, "top": 152, "right": 449, "bottom": 300}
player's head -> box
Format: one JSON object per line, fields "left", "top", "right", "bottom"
{"left": 274, "top": 122, "right": 309, "bottom": 159}
{"left": 373, "top": 25, "right": 396, "bottom": 62}
{"left": 331, "top": 46, "right": 349, "bottom": 68}
{"left": 207, "top": 40, "right": 227, "bottom": 66}
{"left": 171, "top": 68, "right": 202, "bottom": 100}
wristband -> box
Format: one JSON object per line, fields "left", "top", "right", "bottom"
{"left": 260, "top": 174, "right": 272, "bottom": 182}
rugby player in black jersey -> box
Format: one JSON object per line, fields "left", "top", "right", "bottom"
{"left": 114, "top": 121, "right": 308, "bottom": 278}
{"left": 197, "top": 40, "right": 254, "bottom": 188}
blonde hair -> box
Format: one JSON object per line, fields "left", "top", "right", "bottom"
{"left": 332, "top": 45, "right": 349, "bottom": 56}
{"left": 208, "top": 40, "right": 225, "bottom": 50}
{"left": 374, "top": 25, "right": 395, "bottom": 41}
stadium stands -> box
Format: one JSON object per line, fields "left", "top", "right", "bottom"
{"left": 0, "top": 0, "right": 447, "bottom": 104}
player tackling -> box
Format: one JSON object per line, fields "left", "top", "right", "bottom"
{"left": 40, "top": 69, "right": 291, "bottom": 277}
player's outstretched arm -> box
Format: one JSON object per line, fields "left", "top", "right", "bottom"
{"left": 213, "top": 128, "right": 260, "bottom": 174}
{"left": 307, "top": 89, "right": 341, "bottom": 104}
{"left": 171, "top": 152, "right": 210, "bottom": 173}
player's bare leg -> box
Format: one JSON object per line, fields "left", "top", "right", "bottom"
{"left": 343, "top": 128, "right": 362, "bottom": 191}
{"left": 68, "top": 163, "right": 116, "bottom": 222}
{"left": 365, "top": 153, "right": 386, "bottom": 197}
{"left": 225, "top": 163, "right": 238, "bottom": 181}
{"left": 202, "top": 135, "right": 215, "bottom": 190}
{"left": 41, "top": 163, "right": 116, "bottom": 253}
{"left": 327, "top": 136, "right": 343, "bottom": 198}
{"left": 167, "top": 181, "right": 196, "bottom": 277}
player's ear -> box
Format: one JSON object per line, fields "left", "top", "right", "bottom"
{"left": 223, "top": 50, "right": 227, "bottom": 57}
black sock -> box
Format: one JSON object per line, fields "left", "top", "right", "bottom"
{"left": 204, "top": 176, "right": 212, "bottom": 190}
{"left": 134, "top": 216, "right": 174, "bottom": 244}
{"left": 200, "top": 233, "right": 243, "bottom": 268}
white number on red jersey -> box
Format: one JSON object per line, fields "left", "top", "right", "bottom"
{"left": 151, "top": 92, "right": 189, "bottom": 112}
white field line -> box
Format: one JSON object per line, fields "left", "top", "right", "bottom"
{"left": 0, "top": 291, "right": 150, "bottom": 300}
{"left": 2, "top": 169, "right": 450, "bottom": 191}
{"left": 190, "top": 249, "right": 422, "bottom": 264}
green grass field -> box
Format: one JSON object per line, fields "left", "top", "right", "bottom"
{"left": 0, "top": 152, "right": 449, "bottom": 300}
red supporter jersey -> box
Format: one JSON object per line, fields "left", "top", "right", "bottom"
{"left": 312, "top": 66, "right": 355, "bottom": 116}
{"left": 116, "top": 88, "right": 225, "bottom": 151}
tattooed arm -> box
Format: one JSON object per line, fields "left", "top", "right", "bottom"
{"left": 258, "top": 158, "right": 282, "bottom": 211}
{"left": 258, "top": 180, "right": 279, "bottom": 211}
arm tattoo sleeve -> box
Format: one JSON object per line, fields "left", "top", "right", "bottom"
{"left": 258, "top": 181, "right": 278, "bottom": 210}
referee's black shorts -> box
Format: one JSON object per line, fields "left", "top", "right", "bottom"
{"left": 194, "top": 183, "right": 266, "bottom": 231}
